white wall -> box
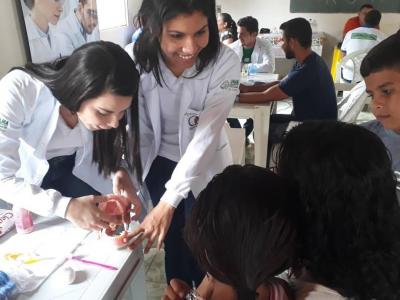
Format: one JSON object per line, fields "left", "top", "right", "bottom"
{"left": 0, "top": 0, "right": 26, "bottom": 76}
{"left": 0, "top": 0, "right": 142, "bottom": 77}
{"left": 218, "top": 0, "right": 400, "bottom": 70}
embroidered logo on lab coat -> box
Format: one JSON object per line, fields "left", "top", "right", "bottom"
{"left": 220, "top": 80, "right": 239, "bottom": 91}
{"left": 0, "top": 118, "right": 9, "bottom": 131}
{"left": 185, "top": 112, "right": 199, "bottom": 129}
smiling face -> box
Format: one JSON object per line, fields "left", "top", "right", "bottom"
{"left": 160, "top": 11, "right": 209, "bottom": 77}
{"left": 365, "top": 69, "right": 400, "bottom": 132}
{"left": 77, "top": 91, "right": 132, "bottom": 131}
{"left": 34, "top": 0, "right": 64, "bottom": 25}
{"left": 237, "top": 26, "right": 257, "bottom": 48}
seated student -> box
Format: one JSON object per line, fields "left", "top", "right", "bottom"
{"left": 360, "top": 33, "right": 400, "bottom": 200}
{"left": 228, "top": 16, "right": 276, "bottom": 137}
{"left": 277, "top": 121, "right": 400, "bottom": 299}
{"left": 217, "top": 13, "right": 238, "bottom": 45}
{"left": 342, "top": 3, "right": 374, "bottom": 38}
{"left": 341, "top": 9, "right": 386, "bottom": 83}
{"left": 240, "top": 18, "right": 337, "bottom": 145}
{"left": 163, "top": 165, "right": 298, "bottom": 300}
{"left": 230, "top": 16, "right": 275, "bottom": 73}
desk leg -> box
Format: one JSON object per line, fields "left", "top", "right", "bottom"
{"left": 253, "top": 106, "right": 270, "bottom": 168}
{"left": 119, "top": 261, "right": 147, "bottom": 300}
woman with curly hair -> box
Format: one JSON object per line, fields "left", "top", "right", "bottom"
{"left": 277, "top": 121, "right": 400, "bottom": 300}
{"left": 217, "top": 13, "right": 238, "bottom": 45}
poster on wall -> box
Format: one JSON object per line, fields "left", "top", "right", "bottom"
{"left": 17, "top": 0, "right": 100, "bottom": 64}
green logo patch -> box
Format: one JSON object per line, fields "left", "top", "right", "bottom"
{"left": 351, "top": 33, "right": 377, "bottom": 41}
{"left": 0, "top": 118, "right": 9, "bottom": 131}
{"left": 220, "top": 79, "right": 239, "bottom": 90}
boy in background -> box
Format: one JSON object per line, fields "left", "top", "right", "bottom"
{"left": 360, "top": 33, "right": 400, "bottom": 200}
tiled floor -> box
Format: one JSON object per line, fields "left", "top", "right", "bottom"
{"left": 144, "top": 248, "right": 167, "bottom": 300}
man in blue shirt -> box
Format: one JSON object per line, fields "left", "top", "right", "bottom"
{"left": 240, "top": 17, "right": 337, "bottom": 144}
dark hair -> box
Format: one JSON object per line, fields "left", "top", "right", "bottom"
{"left": 278, "top": 121, "right": 400, "bottom": 299}
{"left": 186, "top": 165, "right": 297, "bottom": 300}
{"left": 237, "top": 16, "right": 258, "bottom": 34}
{"left": 133, "top": 0, "right": 220, "bottom": 86}
{"left": 219, "top": 13, "right": 237, "bottom": 41}
{"left": 23, "top": 0, "right": 34, "bottom": 9}
{"left": 17, "top": 41, "right": 142, "bottom": 181}
{"left": 359, "top": 3, "right": 373, "bottom": 11}
{"left": 360, "top": 33, "right": 400, "bottom": 77}
{"left": 364, "top": 9, "right": 381, "bottom": 27}
{"left": 279, "top": 18, "right": 312, "bottom": 48}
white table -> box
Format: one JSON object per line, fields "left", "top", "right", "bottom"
{"left": 0, "top": 217, "right": 147, "bottom": 300}
{"left": 229, "top": 73, "right": 279, "bottom": 167}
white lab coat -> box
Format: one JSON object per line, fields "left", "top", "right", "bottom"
{"left": 24, "top": 15, "right": 68, "bottom": 63}
{"left": 0, "top": 70, "right": 112, "bottom": 218}
{"left": 57, "top": 10, "right": 100, "bottom": 56}
{"left": 138, "top": 45, "right": 240, "bottom": 207}
{"left": 229, "top": 37, "right": 275, "bottom": 73}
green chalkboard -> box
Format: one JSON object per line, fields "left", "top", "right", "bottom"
{"left": 290, "top": 0, "right": 400, "bottom": 13}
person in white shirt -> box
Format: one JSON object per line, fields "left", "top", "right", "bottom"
{"left": 230, "top": 16, "right": 275, "bottom": 73}
{"left": 57, "top": 0, "right": 100, "bottom": 56}
{"left": 228, "top": 16, "right": 275, "bottom": 136}
{"left": 341, "top": 9, "right": 386, "bottom": 82}
{"left": 124, "top": 0, "right": 240, "bottom": 286}
{"left": 23, "top": 0, "right": 69, "bottom": 63}
{"left": 0, "top": 41, "right": 142, "bottom": 232}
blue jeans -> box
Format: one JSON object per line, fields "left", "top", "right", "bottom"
{"left": 145, "top": 156, "right": 204, "bottom": 286}
{"left": 41, "top": 153, "right": 100, "bottom": 197}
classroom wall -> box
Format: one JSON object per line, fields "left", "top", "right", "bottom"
{"left": 218, "top": 0, "right": 400, "bottom": 74}
{"left": 0, "top": 0, "right": 141, "bottom": 77}
{"left": 0, "top": 0, "right": 26, "bottom": 77}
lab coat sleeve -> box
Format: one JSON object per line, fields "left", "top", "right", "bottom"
{"left": 0, "top": 71, "right": 71, "bottom": 217}
{"left": 253, "top": 39, "right": 275, "bottom": 73}
{"left": 160, "top": 47, "right": 241, "bottom": 207}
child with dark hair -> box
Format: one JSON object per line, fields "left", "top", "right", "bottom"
{"left": 360, "top": 33, "right": 400, "bottom": 199}
{"left": 278, "top": 121, "right": 400, "bottom": 299}
{"left": 163, "top": 165, "right": 298, "bottom": 300}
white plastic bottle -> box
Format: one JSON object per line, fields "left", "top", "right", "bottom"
{"left": 13, "top": 206, "right": 34, "bottom": 234}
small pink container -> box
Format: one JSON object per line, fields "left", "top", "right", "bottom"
{"left": 13, "top": 207, "right": 34, "bottom": 234}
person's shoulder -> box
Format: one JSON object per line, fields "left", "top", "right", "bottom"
{"left": 292, "top": 279, "right": 347, "bottom": 300}
{"left": 217, "top": 44, "right": 240, "bottom": 65}
{"left": 0, "top": 69, "right": 37, "bottom": 88}
{"left": 257, "top": 37, "right": 272, "bottom": 48}
{"left": 361, "top": 119, "right": 384, "bottom": 133}
{"left": 228, "top": 39, "right": 240, "bottom": 50}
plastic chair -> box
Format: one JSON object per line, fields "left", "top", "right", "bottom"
{"left": 335, "top": 48, "right": 370, "bottom": 84}
{"left": 224, "top": 123, "right": 245, "bottom": 165}
{"left": 337, "top": 81, "right": 369, "bottom": 123}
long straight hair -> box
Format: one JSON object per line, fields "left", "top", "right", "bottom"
{"left": 133, "top": 0, "right": 220, "bottom": 86}
{"left": 16, "top": 41, "right": 142, "bottom": 182}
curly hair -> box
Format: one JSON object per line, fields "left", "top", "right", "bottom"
{"left": 219, "top": 13, "right": 237, "bottom": 41}
{"left": 277, "top": 121, "right": 400, "bottom": 299}
{"left": 185, "top": 165, "right": 298, "bottom": 300}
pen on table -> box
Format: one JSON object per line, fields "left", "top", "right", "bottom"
{"left": 70, "top": 256, "right": 118, "bottom": 271}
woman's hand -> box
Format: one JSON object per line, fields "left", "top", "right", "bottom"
{"left": 162, "top": 278, "right": 191, "bottom": 300}
{"left": 112, "top": 168, "right": 142, "bottom": 221}
{"left": 65, "top": 195, "right": 122, "bottom": 231}
{"left": 125, "top": 201, "right": 175, "bottom": 253}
